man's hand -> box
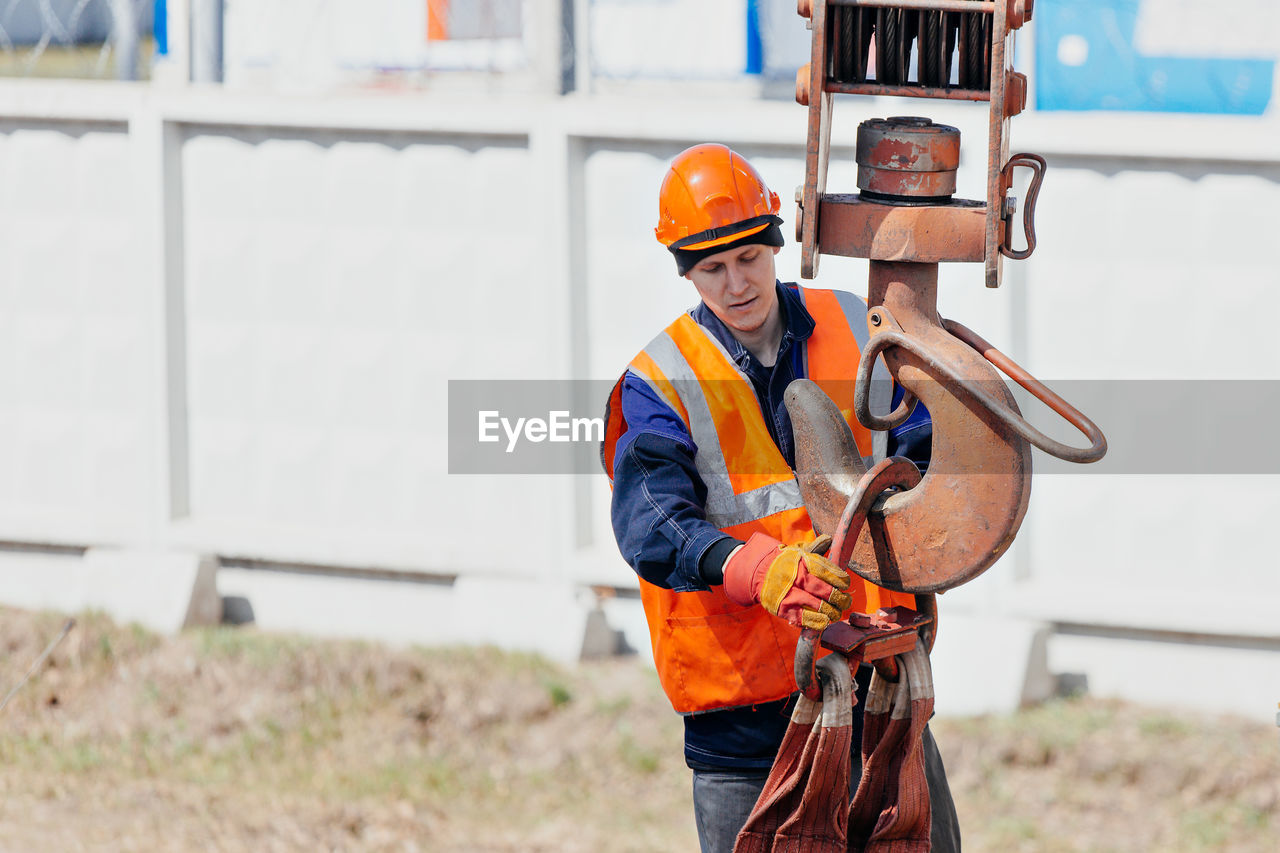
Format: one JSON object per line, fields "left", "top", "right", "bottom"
{"left": 723, "top": 533, "right": 853, "bottom": 630}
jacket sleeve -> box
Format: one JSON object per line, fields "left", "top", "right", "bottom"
{"left": 887, "top": 383, "right": 933, "bottom": 472}
{"left": 609, "top": 372, "right": 741, "bottom": 592}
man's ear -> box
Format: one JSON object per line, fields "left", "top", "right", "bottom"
{"left": 772, "top": 245, "right": 782, "bottom": 256}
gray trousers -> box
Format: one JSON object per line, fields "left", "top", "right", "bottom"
{"left": 692, "top": 726, "right": 961, "bottom": 853}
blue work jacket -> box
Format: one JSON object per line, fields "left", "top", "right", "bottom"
{"left": 608, "top": 281, "right": 932, "bottom": 770}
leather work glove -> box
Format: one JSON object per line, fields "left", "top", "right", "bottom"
{"left": 723, "top": 533, "right": 853, "bottom": 630}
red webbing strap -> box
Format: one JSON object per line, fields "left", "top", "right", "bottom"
{"left": 848, "top": 646, "right": 934, "bottom": 852}
{"left": 735, "top": 655, "right": 854, "bottom": 853}
{"left": 734, "top": 646, "right": 935, "bottom": 853}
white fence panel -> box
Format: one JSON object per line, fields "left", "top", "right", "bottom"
{"left": 0, "top": 120, "right": 154, "bottom": 543}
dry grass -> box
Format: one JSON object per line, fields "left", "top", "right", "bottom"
{"left": 932, "top": 698, "right": 1279, "bottom": 851}
{"left": 1, "top": 607, "right": 1276, "bottom": 852}
{"left": 0, "top": 608, "right": 693, "bottom": 852}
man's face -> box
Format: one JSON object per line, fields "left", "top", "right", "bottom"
{"left": 685, "top": 243, "right": 781, "bottom": 336}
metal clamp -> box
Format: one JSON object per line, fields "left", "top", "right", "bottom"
{"left": 795, "top": 605, "right": 933, "bottom": 702}
{"left": 999, "top": 152, "right": 1045, "bottom": 260}
{"left": 794, "top": 457, "right": 924, "bottom": 700}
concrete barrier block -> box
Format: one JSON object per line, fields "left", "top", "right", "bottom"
{"left": 183, "top": 555, "right": 223, "bottom": 628}
{"left": 928, "top": 613, "right": 1053, "bottom": 717}
{"left": 579, "top": 607, "right": 626, "bottom": 659}
{"left": 215, "top": 567, "right": 459, "bottom": 645}
{"left": 601, "top": 595, "right": 652, "bottom": 663}
{"left": 450, "top": 576, "right": 592, "bottom": 664}
{"left": 1050, "top": 631, "right": 1280, "bottom": 725}
{"left": 0, "top": 548, "right": 220, "bottom": 635}
{"left": 0, "top": 549, "right": 88, "bottom": 613}
{"left": 80, "top": 548, "right": 221, "bottom": 634}
{"left": 214, "top": 568, "right": 596, "bottom": 664}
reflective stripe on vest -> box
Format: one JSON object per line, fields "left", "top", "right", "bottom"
{"left": 631, "top": 328, "right": 806, "bottom": 530}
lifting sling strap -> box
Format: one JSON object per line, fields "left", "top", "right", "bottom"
{"left": 734, "top": 646, "right": 935, "bottom": 853}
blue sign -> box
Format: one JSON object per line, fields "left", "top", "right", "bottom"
{"left": 154, "top": 0, "right": 168, "bottom": 56}
{"left": 1035, "top": 0, "right": 1275, "bottom": 114}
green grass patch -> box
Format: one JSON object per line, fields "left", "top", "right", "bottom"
{"left": 541, "top": 676, "right": 573, "bottom": 708}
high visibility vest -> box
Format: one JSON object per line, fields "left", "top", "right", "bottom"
{"left": 602, "top": 286, "right": 916, "bottom": 715}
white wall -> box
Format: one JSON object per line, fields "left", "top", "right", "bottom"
{"left": 1, "top": 80, "right": 1278, "bottom": 719}
{"left": 0, "top": 119, "right": 154, "bottom": 544}
{"left": 180, "top": 130, "right": 553, "bottom": 552}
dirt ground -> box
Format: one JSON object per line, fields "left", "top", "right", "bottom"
{"left": 1, "top": 607, "right": 1276, "bottom": 852}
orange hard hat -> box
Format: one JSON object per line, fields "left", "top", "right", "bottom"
{"left": 655, "top": 143, "right": 782, "bottom": 251}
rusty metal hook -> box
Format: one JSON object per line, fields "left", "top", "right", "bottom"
{"left": 855, "top": 308, "right": 1105, "bottom": 464}
{"left": 828, "top": 458, "right": 921, "bottom": 570}
{"left": 999, "top": 152, "right": 1045, "bottom": 260}
{"left": 791, "top": 259, "right": 1034, "bottom": 594}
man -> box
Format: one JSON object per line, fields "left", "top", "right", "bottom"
{"left": 601, "top": 143, "right": 959, "bottom": 852}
